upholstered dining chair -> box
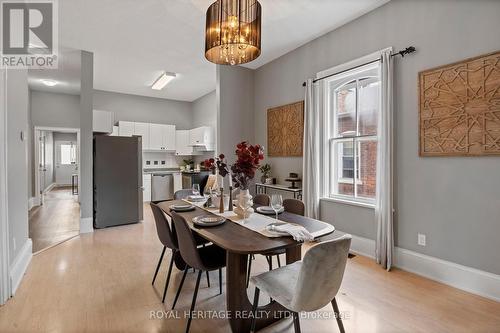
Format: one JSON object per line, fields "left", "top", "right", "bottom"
{"left": 250, "top": 235, "right": 352, "bottom": 333}
{"left": 171, "top": 212, "right": 227, "bottom": 333}
{"left": 246, "top": 197, "right": 305, "bottom": 287}
{"left": 150, "top": 202, "right": 210, "bottom": 304}
{"left": 174, "top": 189, "right": 195, "bottom": 200}
{"left": 283, "top": 198, "right": 305, "bottom": 216}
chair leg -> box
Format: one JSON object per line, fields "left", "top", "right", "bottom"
{"left": 218, "top": 268, "right": 223, "bottom": 295}
{"left": 292, "top": 312, "right": 301, "bottom": 333}
{"left": 206, "top": 270, "right": 210, "bottom": 287}
{"left": 186, "top": 270, "right": 203, "bottom": 333}
{"left": 277, "top": 254, "right": 281, "bottom": 268}
{"left": 172, "top": 266, "right": 189, "bottom": 310}
{"left": 246, "top": 255, "right": 253, "bottom": 287}
{"left": 267, "top": 256, "right": 273, "bottom": 271}
{"left": 162, "top": 251, "right": 175, "bottom": 303}
{"left": 250, "top": 287, "right": 260, "bottom": 333}
{"left": 152, "top": 246, "right": 166, "bottom": 285}
{"left": 331, "top": 298, "right": 345, "bottom": 333}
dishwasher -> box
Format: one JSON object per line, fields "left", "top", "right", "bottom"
{"left": 151, "top": 173, "right": 174, "bottom": 201}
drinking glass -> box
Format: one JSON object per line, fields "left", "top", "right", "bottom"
{"left": 271, "top": 194, "right": 283, "bottom": 221}
{"left": 192, "top": 184, "right": 200, "bottom": 196}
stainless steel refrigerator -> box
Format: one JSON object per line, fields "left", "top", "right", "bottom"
{"left": 93, "top": 135, "right": 143, "bottom": 228}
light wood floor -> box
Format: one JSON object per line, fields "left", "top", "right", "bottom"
{"left": 2, "top": 203, "right": 500, "bottom": 332}
{"left": 29, "top": 187, "right": 80, "bottom": 253}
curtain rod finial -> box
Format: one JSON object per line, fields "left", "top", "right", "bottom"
{"left": 302, "top": 82, "right": 306, "bottom": 87}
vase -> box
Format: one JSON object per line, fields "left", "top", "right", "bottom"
{"left": 234, "top": 189, "right": 254, "bottom": 218}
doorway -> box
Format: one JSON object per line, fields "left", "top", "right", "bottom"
{"left": 31, "top": 127, "right": 80, "bottom": 253}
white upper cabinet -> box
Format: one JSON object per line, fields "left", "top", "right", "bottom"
{"left": 118, "top": 121, "right": 134, "bottom": 136}
{"left": 134, "top": 122, "right": 150, "bottom": 150}
{"left": 150, "top": 124, "right": 175, "bottom": 151}
{"left": 189, "top": 126, "right": 214, "bottom": 150}
{"left": 93, "top": 110, "right": 114, "bottom": 133}
{"left": 175, "top": 130, "right": 195, "bottom": 155}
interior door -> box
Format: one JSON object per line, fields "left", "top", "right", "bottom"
{"left": 55, "top": 140, "right": 78, "bottom": 185}
{"left": 38, "top": 133, "right": 46, "bottom": 205}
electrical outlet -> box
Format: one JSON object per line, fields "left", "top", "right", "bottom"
{"left": 417, "top": 233, "right": 426, "bottom": 246}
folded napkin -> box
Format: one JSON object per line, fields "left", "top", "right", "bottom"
{"left": 267, "top": 223, "right": 314, "bottom": 242}
{"left": 187, "top": 195, "right": 205, "bottom": 202}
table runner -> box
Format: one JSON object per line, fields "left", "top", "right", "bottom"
{"left": 183, "top": 200, "right": 334, "bottom": 239}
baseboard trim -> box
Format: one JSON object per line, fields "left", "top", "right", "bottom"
{"left": 80, "top": 217, "right": 93, "bottom": 234}
{"left": 9, "top": 239, "right": 32, "bottom": 295}
{"left": 42, "top": 183, "right": 56, "bottom": 193}
{"left": 336, "top": 230, "right": 500, "bottom": 302}
{"left": 28, "top": 197, "right": 38, "bottom": 210}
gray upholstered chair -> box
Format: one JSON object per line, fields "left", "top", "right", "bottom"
{"left": 283, "top": 198, "right": 305, "bottom": 216}
{"left": 253, "top": 194, "right": 270, "bottom": 206}
{"left": 174, "top": 189, "right": 194, "bottom": 200}
{"left": 171, "top": 212, "right": 226, "bottom": 333}
{"left": 250, "top": 235, "right": 352, "bottom": 333}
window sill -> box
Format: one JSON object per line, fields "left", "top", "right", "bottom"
{"left": 338, "top": 178, "right": 363, "bottom": 185}
{"left": 320, "top": 196, "right": 375, "bottom": 209}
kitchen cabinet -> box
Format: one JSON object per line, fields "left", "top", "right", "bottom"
{"left": 93, "top": 110, "right": 114, "bottom": 133}
{"left": 110, "top": 126, "right": 119, "bottom": 136}
{"left": 134, "top": 122, "right": 150, "bottom": 150}
{"left": 173, "top": 172, "right": 182, "bottom": 193}
{"left": 118, "top": 121, "right": 134, "bottom": 136}
{"left": 143, "top": 173, "right": 151, "bottom": 202}
{"left": 150, "top": 124, "right": 175, "bottom": 151}
{"left": 189, "top": 126, "right": 214, "bottom": 150}
{"left": 175, "top": 130, "right": 197, "bottom": 155}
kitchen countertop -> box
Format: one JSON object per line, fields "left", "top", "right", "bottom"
{"left": 143, "top": 168, "right": 181, "bottom": 174}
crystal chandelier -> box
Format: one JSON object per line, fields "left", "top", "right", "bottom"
{"left": 205, "top": 0, "right": 262, "bottom": 65}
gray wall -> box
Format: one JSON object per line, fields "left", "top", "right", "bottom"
{"left": 53, "top": 132, "right": 77, "bottom": 142}
{"left": 28, "top": 91, "right": 80, "bottom": 197}
{"left": 30, "top": 90, "right": 80, "bottom": 128}
{"left": 217, "top": 66, "right": 255, "bottom": 165}
{"left": 192, "top": 90, "right": 216, "bottom": 129}
{"left": 93, "top": 90, "right": 193, "bottom": 130}
{"left": 79, "top": 51, "right": 93, "bottom": 225}
{"left": 6, "top": 69, "right": 29, "bottom": 264}
{"left": 253, "top": 0, "right": 500, "bottom": 274}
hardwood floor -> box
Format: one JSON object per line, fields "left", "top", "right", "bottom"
{"left": 29, "top": 186, "right": 80, "bottom": 253}
{"left": 2, "top": 203, "right": 499, "bottom": 332}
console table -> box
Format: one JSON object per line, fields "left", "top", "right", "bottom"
{"left": 255, "top": 183, "right": 302, "bottom": 200}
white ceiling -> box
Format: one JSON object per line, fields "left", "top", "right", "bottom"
{"left": 57, "top": 0, "right": 389, "bottom": 101}
{"left": 28, "top": 48, "right": 81, "bottom": 95}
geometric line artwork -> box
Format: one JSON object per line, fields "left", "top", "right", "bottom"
{"left": 419, "top": 50, "right": 500, "bottom": 156}
{"left": 267, "top": 101, "right": 304, "bottom": 157}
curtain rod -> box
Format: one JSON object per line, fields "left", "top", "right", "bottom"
{"left": 302, "top": 46, "right": 416, "bottom": 87}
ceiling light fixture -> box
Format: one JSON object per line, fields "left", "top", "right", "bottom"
{"left": 205, "top": 0, "right": 262, "bottom": 66}
{"left": 41, "top": 79, "right": 58, "bottom": 87}
{"left": 151, "top": 72, "right": 176, "bottom": 90}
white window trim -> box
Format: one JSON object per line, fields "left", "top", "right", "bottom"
{"left": 319, "top": 48, "right": 391, "bottom": 207}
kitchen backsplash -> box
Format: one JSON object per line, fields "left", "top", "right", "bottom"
{"left": 143, "top": 152, "right": 184, "bottom": 169}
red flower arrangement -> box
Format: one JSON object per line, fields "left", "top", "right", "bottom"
{"left": 203, "top": 154, "right": 229, "bottom": 177}
{"left": 231, "top": 142, "right": 264, "bottom": 190}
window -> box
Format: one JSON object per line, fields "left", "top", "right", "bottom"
{"left": 326, "top": 64, "right": 380, "bottom": 203}
{"left": 59, "top": 143, "right": 77, "bottom": 165}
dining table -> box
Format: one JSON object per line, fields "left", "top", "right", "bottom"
{"left": 157, "top": 200, "right": 335, "bottom": 333}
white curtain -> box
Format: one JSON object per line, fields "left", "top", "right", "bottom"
{"left": 375, "top": 50, "right": 394, "bottom": 270}
{"left": 302, "top": 79, "right": 320, "bottom": 219}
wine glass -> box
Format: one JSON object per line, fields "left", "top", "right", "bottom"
{"left": 271, "top": 194, "right": 283, "bottom": 221}
{"left": 192, "top": 184, "right": 200, "bottom": 196}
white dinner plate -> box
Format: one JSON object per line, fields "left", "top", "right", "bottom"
{"left": 192, "top": 215, "right": 226, "bottom": 227}
{"left": 256, "top": 206, "right": 284, "bottom": 215}
{"left": 169, "top": 204, "right": 196, "bottom": 212}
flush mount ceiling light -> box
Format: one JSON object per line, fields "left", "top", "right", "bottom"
{"left": 205, "top": 0, "right": 262, "bottom": 66}
{"left": 151, "top": 72, "right": 176, "bottom": 90}
{"left": 41, "top": 79, "right": 58, "bottom": 87}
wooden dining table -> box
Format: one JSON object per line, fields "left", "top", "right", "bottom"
{"left": 157, "top": 200, "right": 335, "bottom": 333}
